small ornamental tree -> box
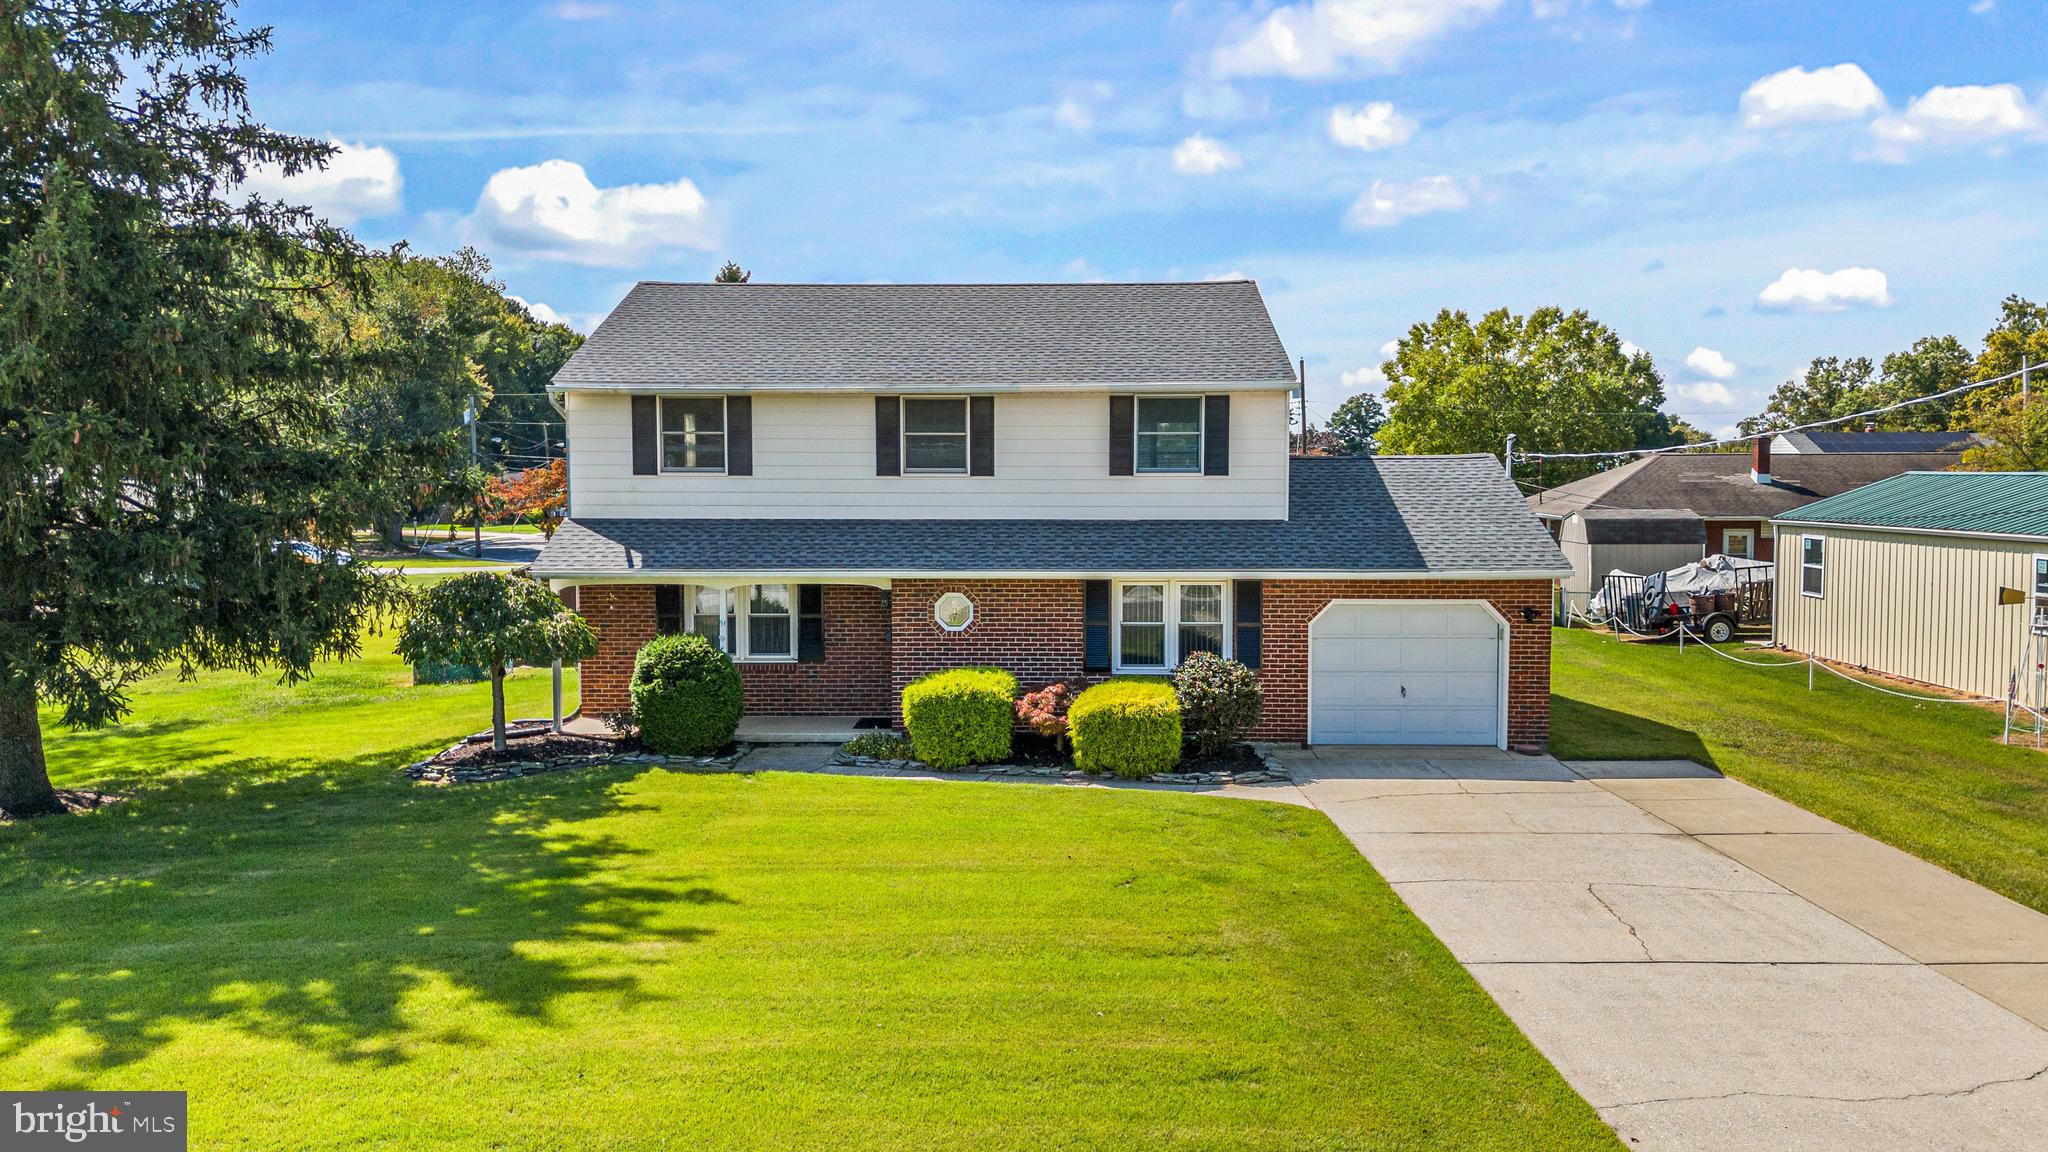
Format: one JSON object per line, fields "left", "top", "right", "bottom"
{"left": 1015, "top": 678, "right": 1086, "bottom": 752}
{"left": 397, "top": 573, "right": 598, "bottom": 752}
{"left": 1172, "top": 652, "right": 1264, "bottom": 758}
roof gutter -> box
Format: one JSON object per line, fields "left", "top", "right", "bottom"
{"left": 545, "top": 378, "right": 1302, "bottom": 395}
{"left": 1768, "top": 517, "right": 2048, "bottom": 545}
{"left": 535, "top": 566, "right": 1573, "bottom": 586}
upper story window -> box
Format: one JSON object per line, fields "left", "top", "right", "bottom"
{"left": 1800, "top": 536, "right": 1825, "bottom": 598}
{"left": 903, "top": 397, "right": 969, "bottom": 474}
{"left": 1135, "top": 396, "right": 1203, "bottom": 474}
{"left": 661, "top": 397, "right": 726, "bottom": 472}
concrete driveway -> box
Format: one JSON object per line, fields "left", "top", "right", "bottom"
{"left": 1274, "top": 746, "right": 2048, "bottom": 1152}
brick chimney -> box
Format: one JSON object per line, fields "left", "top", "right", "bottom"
{"left": 1751, "top": 435, "right": 1772, "bottom": 485}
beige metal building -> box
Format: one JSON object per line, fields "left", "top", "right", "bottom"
{"left": 1772, "top": 472, "right": 2048, "bottom": 702}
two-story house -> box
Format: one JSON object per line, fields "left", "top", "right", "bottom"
{"left": 530, "top": 281, "right": 1570, "bottom": 750}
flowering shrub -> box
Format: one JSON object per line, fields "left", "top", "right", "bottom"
{"left": 1015, "top": 678, "right": 1086, "bottom": 749}
{"left": 1172, "top": 652, "right": 1264, "bottom": 758}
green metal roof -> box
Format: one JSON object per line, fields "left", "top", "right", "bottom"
{"left": 1774, "top": 471, "right": 2048, "bottom": 539}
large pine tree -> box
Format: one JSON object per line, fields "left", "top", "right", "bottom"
{"left": 0, "top": 2, "right": 400, "bottom": 814}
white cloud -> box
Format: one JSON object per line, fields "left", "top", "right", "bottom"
{"left": 1756, "top": 267, "right": 1892, "bottom": 312}
{"left": 1339, "top": 340, "right": 1403, "bottom": 390}
{"left": 240, "top": 139, "right": 402, "bottom": 225}
{"left": 1970, "top": 0, "right": 1996, "bottom": 14}
{"left": 1345, "top": 175, "right": 1471, "bottom": 229}
{"left": 1172, "top": 134, "right": 1241, "bottom": 175}
{"left": 468, "top": 159, "right": 715, "bottom": 267}
{"left": 1054, "top": 82, "right": 1113, "bottom": 133}
{"left": 1619, "top": 339, "right": 1645, "bottom": 360}
{"left": 1869, "top": 84, "right": 2044, "bottom": 160}
{"left": 508, "top": 295, "right": 574, "bottom": 329}
{"left": 1674, "top": 380, "right": 1735, "bottom": 406}
{"left": 1328, "top": 101, "right": 1419, "bottom": 151}
{"left": 1182, "top": 82, "right": 1249, "bottom": 120}
{"left": 1738, "top": 64, "right": 1886, "bottom": 129}
{"left": 1612, "top": 0, "right": 1652, "bottom": 9}
{"left": 1213, "top": 0, "right": 1503, "bottom": 79}
{"left": 552, "top": 1, "right": 615, "bottom": 19}
{"left": 1684, "top": 345, "right": 1737, "bottom": 379}
{"left": 1202, "top": 269, "right": 1250, "bottom": 281}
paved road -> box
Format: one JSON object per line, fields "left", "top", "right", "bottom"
{"left": 1271, "top": 746, "right": 2048, "bottom": 1152}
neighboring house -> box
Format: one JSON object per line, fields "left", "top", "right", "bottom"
{"left": 1774, "top": 471, "right": 2048, "bottom": 703}
{"left": 530, "top": 281, "right": 1570, "bottom": 750}
{"left": 1771, "top": 429, "right": 1982, "bottom": 454}
{"left": 1529, "top": 437, "right": 1964, "bottom": 612}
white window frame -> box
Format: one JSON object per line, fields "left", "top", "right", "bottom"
{"left": 901, "top": 396, "right": 971, "bottom": 475}
{"left": 2031, "top": 555, "right": 2048, "bottom": 638}
{"left": 1799, "top": 536, "right": 1825, "bottom": 599}
{"left": 1133, "top": 395, "right": 1205, "bottom": 476}
{"left": 685, "top": 584, "right": 797, "bottom": 663}
{"left": 1112, "top": 580, "right": 1230, "bottom": 672}
{"left": 659, "top": 396, "right": 728, "bottom": 474}
{"left": 1723, "top": 529, "right": 1754, "bottom": 559}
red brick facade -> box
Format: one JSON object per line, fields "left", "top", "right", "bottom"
{"left": 1248, "top": 579, "right": 1555, "bottom": 752}
{"left": 1702, "top": 518, "right": 1772, "bottom": 562}
{"left": 573, "top": 583, "right": 892, "bottom": 719}
{"left": 570, "top": 577, "right": 1555, "bottom": 749}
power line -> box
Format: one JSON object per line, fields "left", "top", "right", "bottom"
{"left": 1516, "top": 360, "right": 2033, "bottom": 463}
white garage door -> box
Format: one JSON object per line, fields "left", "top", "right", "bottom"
{"left": 1309, "top": 602, "right": 1504, "bottom": 746}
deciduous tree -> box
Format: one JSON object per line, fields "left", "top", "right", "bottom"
{"left": 1375, "top": 307, "right": 1668, "bottom": 484}
{"left": 395, "top": 573, "right": 597, "bottom": 752}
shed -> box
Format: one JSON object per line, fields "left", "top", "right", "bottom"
{"left": 1772, "top": 471, "right": 2048, "bottom": 703}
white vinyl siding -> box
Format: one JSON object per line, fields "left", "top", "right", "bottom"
{"left": 1774, "top": 527, "right": 2046, "bottom": 702}
{"left": 565, "top": 388, "right": 1290, "bottom": 519}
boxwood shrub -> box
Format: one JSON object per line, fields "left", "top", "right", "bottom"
{"left": 1172, "top": 651, "right": 1264, "bottom": 757}
{"left": 1069, "top": 677, "right": 1182, "bottom": 778}
{"left": 902, "top": 666, "right": 1019, "bottom": 769}
{"left": 630, "top": 633, "right": 745, "bottom": 755}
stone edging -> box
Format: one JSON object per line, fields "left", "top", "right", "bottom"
{"left": 829, "top": 747, "right": 1292, "bottom": 787}
{"left": 406, "top": 743, "right": 751, "bottom": 785}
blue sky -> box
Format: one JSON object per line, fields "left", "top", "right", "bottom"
{"left": 236, "top": 0, "right": 2048, "bottom": 434}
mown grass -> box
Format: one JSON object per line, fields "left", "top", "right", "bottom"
{"left": 1552, "top": 626, "right": 2048, "bottom": 914}
{"left": 0, "top": 629, "right": 1616, "bottom": 1150}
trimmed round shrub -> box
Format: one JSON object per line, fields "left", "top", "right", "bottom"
{"left": 1069, "top": 677, "right": 1182, "bottom": 778}
{"left": 630, "top": 633, "right": 744, "bottom": 755}
{"left": 1172, "top": 652, "right": 1264, "bottom": 758}
{"left": 902, "top": 666, "right": 1018, "bottom": 769}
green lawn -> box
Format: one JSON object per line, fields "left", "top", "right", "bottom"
{"left": 366, "top": 555, "right": 519, "bottom": 568}
{"left": 1552, "top": 626, "right": 2048, "bottom": 914}
{"left": 0, "top": 633, "right": 1614, "bottom": 1150}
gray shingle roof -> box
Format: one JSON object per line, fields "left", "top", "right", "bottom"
{"left": 1526, "top": 451, "right": 1965, "bottom": 520}
{"left": 550, "top": 281, "right": 1297, "bottom": 390}
{"left": 533, "top": 455, "right": 1568, "bottom": 578}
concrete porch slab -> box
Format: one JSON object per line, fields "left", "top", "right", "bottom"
{"left": 735, "top": 715, "right": 879, "bottom": 743}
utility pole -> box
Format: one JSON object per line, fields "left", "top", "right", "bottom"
{"left": 465, "top": 398, "right": 482, "bottom": 559}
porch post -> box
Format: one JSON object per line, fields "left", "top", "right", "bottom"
{"left": 552, "top": 660, "right": 564, "bottom": 733}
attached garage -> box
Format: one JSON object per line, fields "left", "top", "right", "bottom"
{"left": 1308, "top": 601, "right": 1508, "bottom": 747}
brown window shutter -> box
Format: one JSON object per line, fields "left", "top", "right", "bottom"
{"left": 1233, "top": 579, "right": 1261, "bottom": 668}
{"left": 798, "top": 584, "right": 825, "bottom": 663}
{"left": 1204, "top": 395, "right": 1230, "bottom": 476}
{"left": 875, "top": 396, "right": 901, "bottom": 476}
{"left": 726, "top": 396, "right": 752, "bottom": 476}
{"left": 1083, "top": 580, "right": 1112, "bottom": 672}
{"left": 1108, "top": 396, "right": 1134, "bottom": 476}
{"left": 969, "top": 396, "right": 995, "bottom": 476}
{"left": 631, "top": 396, "right": 658, "bottom": 475}
{"left": 654, "top": 585, "right": 682, "bottom": 634}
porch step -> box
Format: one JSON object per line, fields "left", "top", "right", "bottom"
{"left": 736, "top": 716, "right": 889, "bottom": 744}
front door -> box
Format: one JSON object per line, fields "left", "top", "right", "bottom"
{"left": 1723, "top": 529, "right": 1754, "bottom": 559}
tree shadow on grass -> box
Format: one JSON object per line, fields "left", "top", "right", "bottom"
{"left": 1549, "top": 695, "right": 1718, "bottom": 767}
{"left": 0, "top": 749, "right": 725, "bottom": 1081}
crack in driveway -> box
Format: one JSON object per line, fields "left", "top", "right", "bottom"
{"left": 1600, "top": 1061, "right": 2048, "bottom": 1112}
{"left": 1586, "top": 883, "right": 1654, "bottom": 960}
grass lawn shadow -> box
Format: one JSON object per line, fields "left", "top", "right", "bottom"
{"left": 0, "top": 753, "right": 724, "bottom": 1078}
{"left": 1549, "top": 695, "right": 1717, "bottom": 767}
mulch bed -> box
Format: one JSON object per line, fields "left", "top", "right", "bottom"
{"left": 0, "top": 789, "right": 126, "bottom": 822}
{"left": 835, "top": 732, "right": 1289, "bottom": 786}
{"left": 405, "top": 725, "right": 750, "bottom": 785}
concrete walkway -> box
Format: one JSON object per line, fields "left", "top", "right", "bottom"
{"left": 1273, "top": 746, "right": 2048, "bottom": 1152}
